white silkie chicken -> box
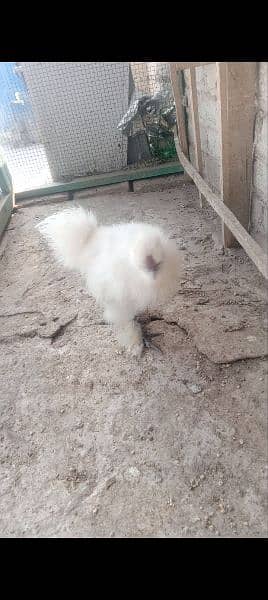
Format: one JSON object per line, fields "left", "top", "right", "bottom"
{"left": 37, "top": 206, "right": 181, "bottom": 357}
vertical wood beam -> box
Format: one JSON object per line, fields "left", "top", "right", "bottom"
{"left": 188, "top": 67, "right": 204, "bottom": 206}
{"left": 169, "top": 63, "right": 189, "bottom": 158}
{"left": 217, "top": 62, "right": 257, "bottom": 247}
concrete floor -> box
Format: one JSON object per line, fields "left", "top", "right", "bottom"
{"left": 0, "top": 176, "right": 267, "bottom": 537}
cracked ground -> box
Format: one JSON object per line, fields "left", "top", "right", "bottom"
{"left": 0, "top": 176, "right": 267, "bottom": 538}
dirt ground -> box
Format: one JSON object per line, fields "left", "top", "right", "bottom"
{"left": 0, "top": 175, "right": 267, "bottom": 538}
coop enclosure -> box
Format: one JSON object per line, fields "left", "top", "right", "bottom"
{"left": 0, "top": 62, "right": 183, "bottom": 200}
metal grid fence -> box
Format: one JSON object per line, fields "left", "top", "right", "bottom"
{"left": 0, "top": 62, "right": 179, "bottom": 195}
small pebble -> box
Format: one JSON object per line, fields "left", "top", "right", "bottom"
{"left": 124, "top": 467, "right": 140, "bottom": 482}
{"left": 188, "top": 383, "right": 202, "bottom": 394}
{"left": 197, "top": 298, "right": 209, "bottom": 305}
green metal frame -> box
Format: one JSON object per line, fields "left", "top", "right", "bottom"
{"left": 15, "top": 160, "right": 184, "bottom": 202}
{"left": 0, "top": 153, "right": 13, "bottom": 239}
{"left": 0, "top": 158, "right": 184, "bottom": 239}
{"left": 0, "top": 192, "right": 13, "bottom": 239}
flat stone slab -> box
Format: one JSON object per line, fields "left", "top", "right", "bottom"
{"left": 180, "top": 304, "right": 268, "bottom": 363}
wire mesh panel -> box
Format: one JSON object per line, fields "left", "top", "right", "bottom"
{"left": 21, "top": 62, "right": 130, "bottom": 181}
{"left": 0, "top": 62, "right": 178, "bottom": 194}
{"left": 0, "top": 62, "right": 51, "bottom": 193}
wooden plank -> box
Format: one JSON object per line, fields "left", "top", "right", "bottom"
{"left": 174, "top": 134, "right": 268, "bottom": 280}
{"left": 217, "top": 62, "right": 257, "bottom": 247}
{"left": 169, "top": 64, "right": 189, "bottom": 158}
{"left": 188, "top": 67, "right": 204, "bottom": 207}
{"left": 15, "top": 161, "right": 184, "bottom": 202}
{"left": 217, "top": 62, "right": 232, "bottom": 246}
{"left": 172, "top": 62, "right": 214, "bottom": 71}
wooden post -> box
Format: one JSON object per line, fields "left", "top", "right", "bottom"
{"left": 169, "top": 63, "right": 189, "bottom": 158}
{"left": 188, "top": 67, "right": 204, "bottom": 207}
{"left": 217, "top": 62, "right": 257, "bottom": 247}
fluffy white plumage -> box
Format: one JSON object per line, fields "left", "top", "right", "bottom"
{"left": 37, "top": 206, "right": 182, "bottom": 356}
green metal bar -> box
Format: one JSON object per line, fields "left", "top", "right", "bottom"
{"left": 0, "top": 192, "right": 14, "bottom": 240}
{"left": 0, "top": 155, "right": 14, "bottom": 240}
{"left": 15, "top": 161, "right": 184, "bottom": 202}
{"left": 0, "top": 155, "right": 13, "bottom": 194}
